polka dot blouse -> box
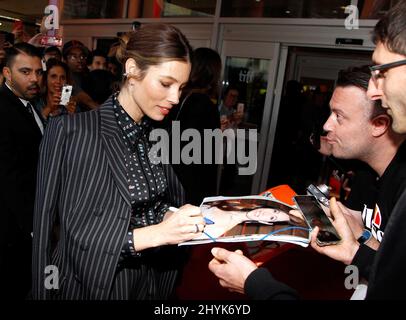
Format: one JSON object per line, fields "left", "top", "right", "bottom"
{"left": 113, "top": 93, "right": 170, "bottom": 259}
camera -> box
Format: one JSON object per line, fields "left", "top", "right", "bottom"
{"left": 307, "top": 184, "right": 329, "bottom": 207}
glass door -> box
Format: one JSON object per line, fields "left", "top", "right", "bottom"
{"left": 217, "top": 40, "right": 281, "bottom": 196}
{"left": 265, "top": 47, "right": 372, "bottom": 195}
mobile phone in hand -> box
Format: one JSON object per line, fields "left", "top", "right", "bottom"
{"left": 59, "top": 85, "right": 73, "bottom": 106}
{"left": 293, "top": 195, "right": 341, "bottom": 246}
{"left": 237, "top": 103, "right": 244, "bottom": 113}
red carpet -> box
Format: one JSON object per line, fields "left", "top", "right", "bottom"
{"left": 175, "top": 242, "right": 353, "bottom": 300}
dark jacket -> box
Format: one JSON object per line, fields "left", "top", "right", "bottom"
{"left": 0, "top": 84, "right": 42, "bottom": 299}
{"left": 245, "top": 187, "right": 406, "bottom": 300}
{"left": 169, "top": 92, "right": 221, "bottom": 205}
{"left": 364, "top": 187, "right": 406, "bottom": 299}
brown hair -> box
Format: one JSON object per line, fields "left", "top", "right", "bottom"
{"left": 185, "top": 47, "right": 222, "bottom": 97}
{"left": 44, "top": 58, "right": 72, "bottom": 84}
{"left": 336, "top": 65, "right": 385, "bottom": 120}
{"left": 116, "top": 23, "right": 193, "bottom": 81}
{"left": 5, "top": 42, "right": 41, "bottom": 68}
{"left": 372, "top": 1, "right": 406, "bottom": 56}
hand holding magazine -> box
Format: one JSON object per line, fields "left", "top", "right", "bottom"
{"left": 179, "top": 195, "right": 311, "bottom": 247}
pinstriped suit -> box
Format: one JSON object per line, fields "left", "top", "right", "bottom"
{"left": 32, "top": 97, "right": 186, "bottom": 300}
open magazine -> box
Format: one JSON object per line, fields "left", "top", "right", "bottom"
{"left": 179, "top": 195, "right": 311, "bottom": 247}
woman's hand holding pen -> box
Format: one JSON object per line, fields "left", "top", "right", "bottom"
{"left": 131, "top": 205, "right": 205, "bottom": 252}
{"left": 157, "top": 204, "right": 206, "bottom": 245}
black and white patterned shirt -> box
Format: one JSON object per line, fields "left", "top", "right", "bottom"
{"left": 112, "top": 93, "right": 170, "bottom": 259}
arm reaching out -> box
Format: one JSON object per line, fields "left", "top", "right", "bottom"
{"left": 208, "top": 247, "right": 257, "bottom": 294}
{"left": 132, "top": 204, "right": 205, "bottom": 250}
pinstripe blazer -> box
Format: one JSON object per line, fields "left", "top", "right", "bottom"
{"left": 32, "top": 97, "right": 185, "bottom": 300}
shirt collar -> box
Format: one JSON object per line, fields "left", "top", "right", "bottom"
{"left": 112, "top": 93, "right": 152, "bottom": 147}
{"left": 5, "top": 82, "right": 31, "bottom": 107}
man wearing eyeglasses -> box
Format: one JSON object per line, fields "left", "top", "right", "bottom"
{"left": 208, "top": 1, "right": 406, "bottom": 300}
{"left": 312, "top": 1, "right": 406, "bottom": 300}
{"left": 62, "top": 40, "right": 89, "bottom": 75}
{"left": 209, "top": 65, "right": 406, "bottom": 300}
{"left": 62, "top": 40, "right": 98, "bottom": 110}
{"left": 367, "top": 29, "right": 406, "bottom": 134}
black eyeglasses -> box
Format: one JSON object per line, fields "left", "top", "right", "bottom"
{"left": 369, "top": 59, "right": 406, "bottom": 84}
{"left": 68, "top": 55, "right": 86, "bottom": 61}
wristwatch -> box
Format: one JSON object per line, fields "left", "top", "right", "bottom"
{"left": 357, "top": 229, "right": 372, "bottom": 244}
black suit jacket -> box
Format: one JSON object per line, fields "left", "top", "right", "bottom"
{"left": 32, "top": 96, "right": 185, "bottom": 300}
{"left": 0, "top": 84, "right": 42, "bottom": 298}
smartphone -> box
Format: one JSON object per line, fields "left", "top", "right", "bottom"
{"left": 59, "top": 85, "right": 73, "bottom": 106}
{"left": 237, "top": 103, "right": 244, "bottom": 113}
{"left": 293, "top": 195, "right": 341, "bottom": 246}
{"left": 40, "top": 35, "right": 62, "bottom": 47}
{"left": 41, "top": 59, "right": 47, "bottom": 72}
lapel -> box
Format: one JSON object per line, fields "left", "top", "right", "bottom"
{"left": 99, "top": 97, "right": 131, "bottom": 206}
{"left": 0, "top": 83, "right": 42, "bottom": 137}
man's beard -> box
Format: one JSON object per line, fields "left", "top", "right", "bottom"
{"left": 10, "top": 80, "right": 40, "bottom": 100}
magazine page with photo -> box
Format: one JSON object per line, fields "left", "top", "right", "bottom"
{"left": 179, "top": 196, "right": 311, "bottom": 247}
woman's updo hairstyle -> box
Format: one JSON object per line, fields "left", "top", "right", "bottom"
{"left": 116, "top": 23, "right": 193, "bottom": 81}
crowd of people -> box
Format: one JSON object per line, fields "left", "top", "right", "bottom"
{"left": 1, "top": 0, "right": 406, "bottom": 301}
